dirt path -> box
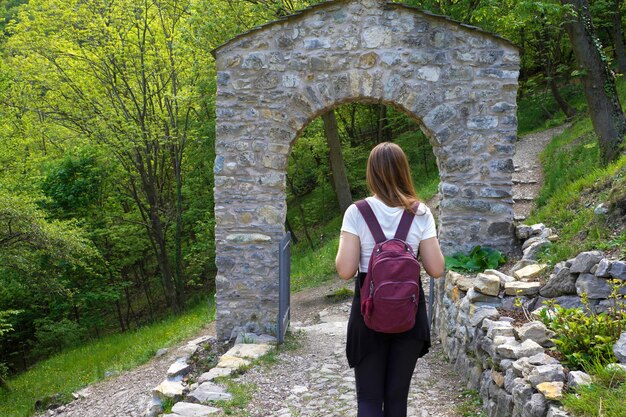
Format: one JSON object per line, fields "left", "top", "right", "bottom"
{"left": 40, "top": 126, "right": 567, "bottom": 417}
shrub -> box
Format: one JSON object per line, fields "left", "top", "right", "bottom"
{"left": 444, "top": 246, "right": 507, "bottom": 274}
{"left": 539, "top": 281, "right": 626, "bottom": 370}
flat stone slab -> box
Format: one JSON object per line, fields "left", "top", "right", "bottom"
{"left": 188, "top": 382, "right": 232, "bottom": 403}
{"left": 474, "top": 273, "right": 501, "bottom": 296}
{"left": 171, "top": 402, "right": 221, "bottom": 416}
{"left": 152, "top": 379, "right": 184, "bottom": 399}
{"left": 504, "top": 281, "right": 542, "bottom": 296}
{"left": 168, "top": 358, "right": 192, "bottom": 378}
{"left": 198, "top": 367, "right": 233, "bottom": 383}
{"left": 536, "top": 381, "right": 564, "bottom": 401}
{"left": 223, "top": 343, "right": 273, "bottom": 360}
{"left": 513, "top": 264, "right": 547, "bottom": 281}
{"left": 217, "top": 355, "right": 251, "bottom": 369}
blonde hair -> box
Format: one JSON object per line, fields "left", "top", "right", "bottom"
{"left": 366, "top": 142, "right": 419, "bottom": 212}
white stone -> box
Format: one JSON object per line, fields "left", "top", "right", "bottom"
{"left": 152, "top": 379, "right": 184, "bottom": 399}
{"left": 504, "top": 281, "right": 542, "bottom": 296}
{"left": 362, "top": 26, "right": 392, "bottom": 48}
{"left": 167, "top": 358, "right": 191, "bottom": 378}
{"left": 483, "top": 269, "right": 516, "bottom": 284}
{"left": 217, "top": 355, "right": 251, "bottom": 369}
{"left": 188, "top": 382, "right": 232, "bottom": 403}
{"left": 568, "top": 370, "right": 593, "bottom": 388}
{"left": 513, "top": 264, "right": 548, "bottom": 281}
{"left": 416, "top": 67, "right": 440, "bottom": 81}
{"left": 613, "top": 332, "right": 626, "bottom": 363}
{"left": 198, "top": 367, "right": 233, "bottom": 383}
{"left": 171, "top": 402, "right": 221, "bottom": 416}
{"left": 224, "top": 343, "right": 273, "bottom": 360}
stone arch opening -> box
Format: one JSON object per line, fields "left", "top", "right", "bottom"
{"left": 213, "top": 0, "right": 520, "bottom": 339}
{"left": 287, "top": 101, "right": 440, "bottom": 326}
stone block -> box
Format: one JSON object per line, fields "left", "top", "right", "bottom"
{"left": 516, "top": 224, "right": 533, "bottom": 240}
{"left": 514, "top": 264, "right": 548, "bottom": 281}
{"left": 595, "top": 258, "right": 612, "bottom": 277}
{"left": 568, "top": 370, "right": 593, "bottom": 388}
{"left": 610, "top": 261, "right": 626, "bottom": 280}
{"left": 167, "top": 358, "right": 192, "bottom": 378}
{"left": 469, "top": 306, "right": 500, "bottom": 327}
{"left": 223, "top": 343, "right": 273, "bottom": 360}
{"left": 516, "top": 321, "right": 554, "bottom": 347}
{"left": 547, "top": 406, "right": 570, "bottom": 417}
{"left": 152, "top": 379, "right": 184, "bottom": 400}
{"left": 171, "top": 402, "right": 221, "bottom": 416}
{"left": 540, "top": 266, "right": 577, "bottom": 298}
{"left": 504, "top": 281, "right": 542, "bottom": 296}
{"left": 570, "top": 250, "right": 604, "bottom": 274}
{"left": 188, "top": 382, "right": 232, "bottom": 403}
{"left": 217, "top": 355, "right": 251, "bottom": 369}
{"left": 614, "top": 332, "right": 626, "bottom": 363}
{"left": 575, "top": 273, "right": 612, "bottom": 298}
{"left": 522, "top": 239, "right": 551, "bottom": 260}
{"left": 536, "top": 381, "right": 563, "bottom": 401}
{"left": 487, "top": 321, "right": 516, "bottom": 339}
{"left": 475, "top": 273, "right": 502, "bottom": 296}
{"left": 483, "top": 269, "right": 516, "bottom": 285}
{"left": 467, "top": 288, "right": 502, "bottom": 306}
{"left": 524, "top": 393, "right": 547, "bottom": 417}
{"left": 527, "top": 364, "right": 565, "bottom": 388}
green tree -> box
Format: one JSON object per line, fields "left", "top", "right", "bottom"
{"left": 6, "top": 0, "right": 212, "bottom": 311}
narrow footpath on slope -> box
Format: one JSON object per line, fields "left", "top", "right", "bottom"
{"left": 38, "top": 125, "right": 568, "bottom": 417}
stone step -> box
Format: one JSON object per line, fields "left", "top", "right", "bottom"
{"left": 512, "top": 179, "right": 538, "bottom": 185}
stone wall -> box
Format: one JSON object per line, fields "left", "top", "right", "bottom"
{"left": 213, "top": 0, "right": 520, "bottom": 340}
{"left": 432, "top": 224, "right": 626, "bottom": 417}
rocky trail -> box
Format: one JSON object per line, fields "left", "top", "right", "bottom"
{"left": 39, "top": 126, "right": 566, "bottom": 417}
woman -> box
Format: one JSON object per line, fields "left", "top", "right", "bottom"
{"left": 335, "top": 142, "right": 445, "bottom": 417}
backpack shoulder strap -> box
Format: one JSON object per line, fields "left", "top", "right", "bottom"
{"left": 394, "top": 202, "right": 419, "bottom": 241}
{"left": 355, "top": 200, "right": 386, "bottom": 243}
{"left": 394, "top": 209, "right": 415, "bottom": 241}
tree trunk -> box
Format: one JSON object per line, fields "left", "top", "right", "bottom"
{"left": 132, "top": 150, "right": 181, "bottom": 312}
{"left": 535, "top": 24, "right": 577, "bottom": 119}
{"left": 376, "top": 105, "right": 392, "bottom": 143}
{"left": 287, "top": 175, "right": 314, "bottom": 249}
{"left": 548, "top": 77, "right": 577, "bottom": 119}
{"left": 561, "top": 0, "right": 626, "bottom": 163}
{"left": 322, "top": 111, "right": 353, "bottom": 214}
{"left": 611, "top": 0, "right": 626, "bottom": 74}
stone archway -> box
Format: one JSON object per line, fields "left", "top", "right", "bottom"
{"left": 212, "top": 0, "right": 520, "bottom": 340}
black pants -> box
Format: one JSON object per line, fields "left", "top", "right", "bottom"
{"left": 354, "top": 337, "right": 425, "bottom": 417}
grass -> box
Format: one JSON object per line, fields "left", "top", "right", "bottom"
{"left": 563, "top": 364, "right": 626, "bottom": 417}
{"left": 455, "top": 389, "right": 487, "bottom": 417}
{"left": 0, "top": 300, "right": 214, "bottom": 417}
{"left": 526, "top": 77, "right": 626, "bottom": 263}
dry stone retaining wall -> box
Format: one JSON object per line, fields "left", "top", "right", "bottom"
{"left": 432, "top": 223, "right": 626, "bottom": 417}
{"left": 213, "top": 0, "right": 520, "bottom": 340}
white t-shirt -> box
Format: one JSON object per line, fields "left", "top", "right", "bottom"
{"left": 341, "top": 196, "right": 437, "bottom": 272}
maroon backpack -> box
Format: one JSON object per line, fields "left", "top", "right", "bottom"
{"left": 356, "top": 200, "right": 421, "bottom": 334}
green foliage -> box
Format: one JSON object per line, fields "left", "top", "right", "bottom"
{"left": 445, "top": 246, "right": 507, "bottom": 274}
{"left": 325, "top": 287, "right": 354, "bottom": 302}
{"left": 455, "top": 389, "right": 487, "bottom": 417}
{"left": 539, "top": 283, "right": 626, "bottom": 370}
{"left": 31, "top": 318, "right": 86, "bottom": 358}
{"left": 0, "top": 300, "right": 213, "bottom": 417}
